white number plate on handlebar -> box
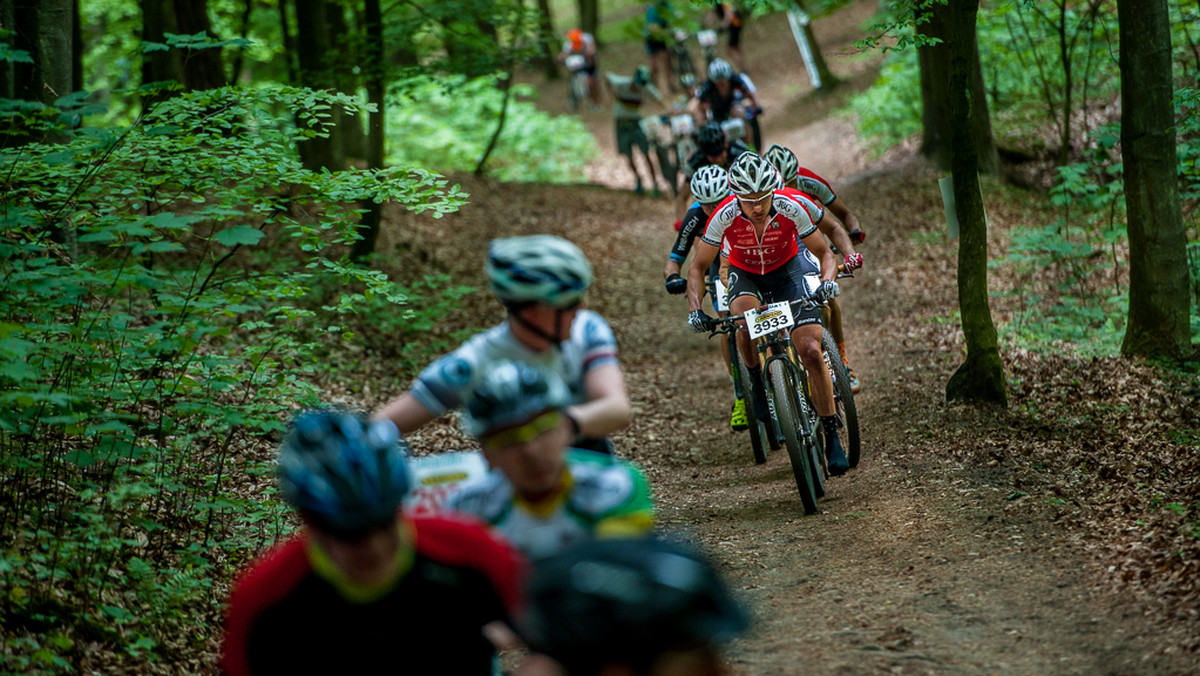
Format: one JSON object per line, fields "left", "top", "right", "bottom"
{"left": 744, "top": 301, "right": 794, "bottom": 340}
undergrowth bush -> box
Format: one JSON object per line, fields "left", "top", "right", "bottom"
{"left": 386, "top": 73, "right": 598, "bottom": 183}
{"left": 0, "top": 84, "right": 468, "bottom": 671}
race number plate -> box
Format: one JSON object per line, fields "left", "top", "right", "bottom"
{"left": 402, "top": 450, "right": 490, "bottom": 516}
{"left": 697, "top": 29, "right": 718, "bottom": 47}
{"left": 564, "top": 54, "right": 586, "bottom": 71}
{"left": 744, "top": 301, "right": 794, "bottom": 340}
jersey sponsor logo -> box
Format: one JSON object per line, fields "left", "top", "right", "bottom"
{"left": 439, "top": 357, "right": 473, "bottom": 387}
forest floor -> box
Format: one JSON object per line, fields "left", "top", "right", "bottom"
{"left": 357, "top": 2, "right": 1200, "bottom": 673}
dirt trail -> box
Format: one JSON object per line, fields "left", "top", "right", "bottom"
{"left": 383, "top": 2, "right": 1198, "bottom": 673}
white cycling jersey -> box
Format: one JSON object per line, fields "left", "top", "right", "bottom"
{"left": 446, "top": 449, "right": 654, "bottom": 560}
{"left": 409, "top": 310, "right": 619, "bottom": 417}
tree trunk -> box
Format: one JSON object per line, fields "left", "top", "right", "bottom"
{"left": 141, "top": 0, "right": 182, "bottom": 109}
{"left": 578, "top": 0, "right": 598, "bottom": 42}
{"left": 351, "top": 0, "right": 385, "bottom": 262}
{"left": 794, "top": 0, "right": 838, "bottom": 90}
{"left": 173, "top": 0, "right": 227, "bottom": 91}
{"left": 1117, "top": 0, "right": 1193, "bottom": 360}
{"left": 535, "top": 0, "right": 560, "bottom": 80}
{"left": 37, "top": 0, "right": 72, "bottom": 105}
{"left": 941, "top": 0, "right": 1006, "bottom": 406}
{"left": 293, "top": 0, "right": 342, "bottom": 171}
{"left": 918, "top": 2, "right": 997, "bottom": 174}
{"left": 326, "top": 3, "right": 365, "bottom": 163}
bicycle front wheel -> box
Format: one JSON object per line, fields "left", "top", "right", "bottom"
{"left": 768, "top": 359, "right": 819, "bottom": 514}
{"left": 821, "top": 328, "right": 861, "bottom": 468}
{"left": 734, "top": 344, "right": 768, "bottom": 465}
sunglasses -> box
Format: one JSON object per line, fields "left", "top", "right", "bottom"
{"left": 737, "top": 192, "right": 773, "bottom": 206}
{"left": 482, "top": 411, "right": 563, "bottom": 450}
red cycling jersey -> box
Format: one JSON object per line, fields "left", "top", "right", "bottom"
{"left": 700, "top": 191, "right": 823, "bottom": 274}
{"left": 794, "top": 167, "right": 837, "bottom": 206}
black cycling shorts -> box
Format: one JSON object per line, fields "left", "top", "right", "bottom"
{"left": 727, "top": 256, "right": 822, "bottom": 328}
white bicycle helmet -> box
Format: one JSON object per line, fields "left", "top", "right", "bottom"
{"left": 463, "top": 361, "right": 571, "bottom": 439}
{"left": 726, "top": 152, "right": 779, "bottom": 197}
{"left": 690, "top": 165, "right": 730, "bottom": 205}
{"left": 486, "top": 235, "right": 594, "bottom": 308}
{"left": 764, "top": 144, "right": 799, "bottom": 184}
{"left": 708, "top": 58, "right": 733, "bottom": 83}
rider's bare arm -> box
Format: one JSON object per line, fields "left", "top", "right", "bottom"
{"left": 665, "top": 259, "right": 682, "bottom": 280}
{"left": 372, "top": 392, "right": 436, "bottom": 433}
{"left": 827, "top": 198, "right": 862, "bottom": 239}
{"left": 818, "top": 216, "right": 857, "bottom": 259}
{"left": 566, "top": 363, "right": 632, "bottom": 439}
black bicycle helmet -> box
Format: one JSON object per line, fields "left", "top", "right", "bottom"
{"left": 520, "top": 536, "right": 749, "bottom": 673}
{"left": 696, "top": 122, "right": 726, "bottom": 157}
{"left": 277, "top": 409, "right": 410, "bottom": 537}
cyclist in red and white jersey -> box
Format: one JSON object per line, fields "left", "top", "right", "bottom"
{"left": 765, "top": 144, "right": 865, "bottom": 392}
{"left": 684, "top": 153, "right": 850, "bottom": 476}
{"left": 220, "top": 409, "right": 523, "bottom": 675}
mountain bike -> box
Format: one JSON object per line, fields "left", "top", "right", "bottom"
{"left": 669, "top": 29, "right": 698, "bottom": 92}
{"left": 710, "top": 296, "right": 827, "bottom": 514}
{"left": 641, "top": 115, "right": 679, "bottom": 197}
{"left": 564, "top": 54, "right": 589, "bottom": 112}
{"left": 703, "top": 276, "right": 773, "bottom": 465}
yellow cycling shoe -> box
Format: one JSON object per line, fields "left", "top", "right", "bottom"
{"left": 730, "top": 399, "right": 749, "bottom": 431}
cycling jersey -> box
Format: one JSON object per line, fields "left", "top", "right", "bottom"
{"left": 794, "top": 167, "right": 837, "bottom": 206}
{"left": 447, "top": 449, "right": 654, "bottom": 560}
{"left": 410, "top": 310, "right": 619, "bottom": 418}
{"left": 701, "top": 191, "right": 823, "bottom": 275}
{"left": 697, "top": 74, "right": 754, "bottom": 121}
{"left": 670, "top": 202, "right": 722, "bottom": 278}
{"left": 684, "top": 139, "right": 749, "bottom": 180}
{"left": 221, "top": 516, "right": 522, "bottom": 676}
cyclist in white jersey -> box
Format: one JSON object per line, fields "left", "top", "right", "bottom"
{"left": 447, "top": 361, "right": 655, "bottom": 560}
{"left": 373, "top": 235, "right": 631, "bottom": 455}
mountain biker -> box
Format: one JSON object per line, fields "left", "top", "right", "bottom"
{"left": 604, "top": 65, "right": 669, "bottom": 196}
{"left": 712, "top": 2, "right": 747, "bottom": 73}
{"left": 447, "top": 361, "right": 655, "bottom": 560}
{"left": 684, "top": 153, "right": 851, "bottom": 477}
{"left": 664, "top": 166, "right": 747, "bottom": 431}
{"left": 675, "top": 120, "right": 748, "bottom": 220}
{"left": 765, "top": 143, "right": 866, "bottom": 392}
{"left": 559, "top": 28, "right": 601, "bottom": 108}
{"left": 373, "top": 235, "right": 631, "bottom": 455}
{"left": 694, "top": 58, "right": 761, "bottom": 150}
{"left": 220, "top": 409, "right": 523, "bottom": 676}
{"left": 644, "top": 1, "right": 675, "bottom": 93}
{"left": 519, "top": 535, "right": 749, "bottom": 676}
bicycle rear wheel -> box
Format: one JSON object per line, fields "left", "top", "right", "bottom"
{"left": 768, "top": 359, "right": 819, "bottom": 514}
{"left": 821, "top": 328, "right": 861, "bottom": 468}
{"left": 734, "top": 344, "right": 768, "bottom": 465}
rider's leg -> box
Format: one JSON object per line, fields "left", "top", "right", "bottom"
{"left": 730, "top": 292, "right": 769, "bottom": 422}
{"left": 792, "top": 321, "right": 849, "bottom": 474}
{"left": 827, "top": 297, "right": 860, "bottom": 391}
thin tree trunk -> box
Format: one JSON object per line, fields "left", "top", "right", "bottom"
{"left": 475, "top": 67, "right": 514, "bottom": 177}
{"left": 578, "top": 0, "right": 598, "bottom": 43}
{"left": 351, "top": 0, "right": 385, "bottom": 261}
{"left": 1117, "top": 0, "right": 1193, "bottom": 359}
{"left": 535, "top": 0, "right": 560, "bottom": 79}
{"left": 173, "top": 0, "right": 227, "bottom": 91}
{"left": 141, "top": 0, "right": 182, "bottom": 110}
{"left": 794, "top": 0, "right": 838, "bottom": 90}
{"left": 293, "top": 0, "right": 342, "bottom": 171}
{"left": 942, "top": 0, "right": 1006, "bottom": 406}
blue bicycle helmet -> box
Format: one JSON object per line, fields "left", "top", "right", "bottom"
{"left": 277, "top": 409, "right": 410, "bottom": 536}
{"left": 520, "top": 536, "right": 750, "bottom": 673}
{"left": 463, "top": 361, "right": 571, "bottom": 439}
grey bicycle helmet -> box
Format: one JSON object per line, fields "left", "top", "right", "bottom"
{"left": 486, "top": 235, "right": 594, "bottom": 309}
{"left": 463, "top": 361, "right": 571, "bottom": 439}
{"left": 708, "top": 58, "right": 733, "bottom": 83}
{"left": 520, "top": 536, "right": 750, "bottom": 673}
{"left": 764, "top": 144, "right": 799, "bottom": 184}
{"left": 277, "top": 409, "right": 410, "bottom": 537}
{"left": 690, "top": 165, "right": 730, "bottom": 205}
{"left": 726, "top": 152, "right": 779, "bottom": 197}
{"left": 696, "top": 121, "right": 726, "bottom": 157}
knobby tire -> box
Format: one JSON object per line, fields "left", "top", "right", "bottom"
{"left": 734, "top": 342, "right": 768, "bottom": 465}
{"left": 768, "top": 359, "right": 819, "bottom": 514}
{"left": 821, "top": 328, "right": 861, "bottom": 468}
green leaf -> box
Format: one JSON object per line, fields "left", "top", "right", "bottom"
{"left": 214, "top": 226, "right": 265, "bottom": 247}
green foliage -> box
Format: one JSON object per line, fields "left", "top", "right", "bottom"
{"left": 841, "top": 48, "right": 921, "bottom": 156}
{"left": 387, "top": 74, "right": 598, "bottom": 183}
{"left": 0, "top": 84, "right": 468, "bottom": 670}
